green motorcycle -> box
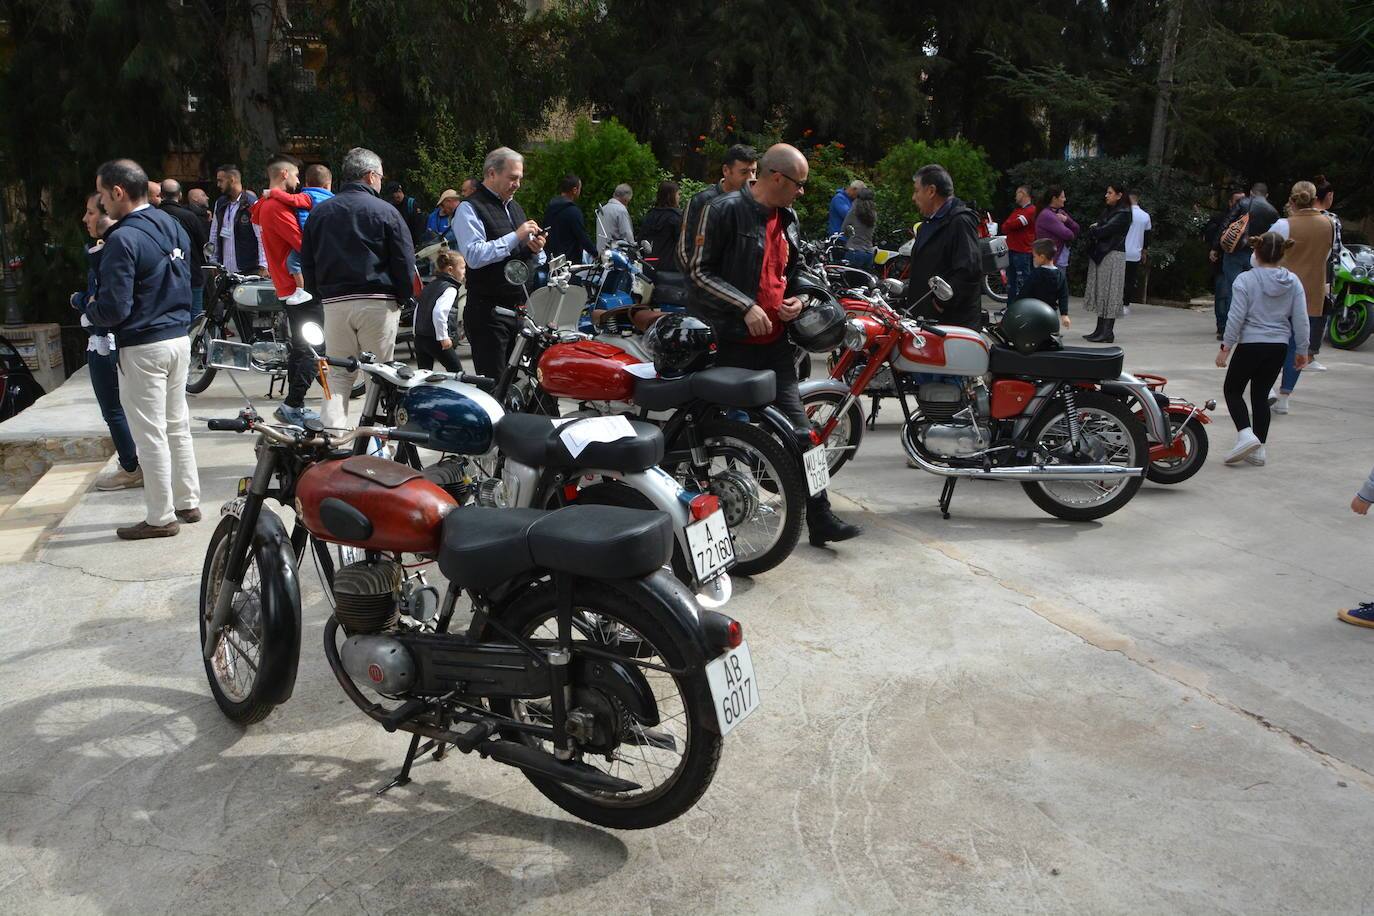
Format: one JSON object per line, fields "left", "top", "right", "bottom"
{"left": 1327, "top": 244, "right": 1374, "bottom": 350}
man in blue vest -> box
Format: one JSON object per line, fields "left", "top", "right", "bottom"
{"left": 210, "top": 165, "right": 266, "bottom": 274}
{"left": 86, "top": 158, "right": 201, "bottom": 540}
{"left": 454, "top": 147, "right": 547, "bottom": 379}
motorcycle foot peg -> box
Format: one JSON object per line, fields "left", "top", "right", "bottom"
{"left": 379, "top": 698, "right": 427, "bottom": 733}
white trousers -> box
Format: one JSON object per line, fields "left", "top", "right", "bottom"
{"left": 320, "top": 297, "right": 399, "bottom": 429}
{"left": 118, "top": 336, "right": 201, "bottom": 526}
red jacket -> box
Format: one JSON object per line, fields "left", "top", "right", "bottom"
{"left": 1004, "top": 204, "right": 1037, "bottom": 253}
{"left": 250, "top": 189, "right": 311, "bottom": 298}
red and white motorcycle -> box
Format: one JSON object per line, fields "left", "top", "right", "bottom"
{"left": 799, "top": 277, "right": 1171, "bottom": 521}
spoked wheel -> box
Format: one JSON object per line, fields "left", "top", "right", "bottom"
{"left": 1020, "top": 391, "right": 1147, "bottom": 521}
{"left": 199, "top": 517, "right": 275, "bottom": 724}
{"left": 666, "top": 419, "right": 803, "bottom": 576}
{"left": 490, "top": 580, "right": 722, "bottom": 830}
{"left": 802, "top": 390, "right": 864, "bottom": 477}
{"left": 1328, "top": 303, "right": 1372, "bottom": 350}
{"left": 186, "top": 322, "right": 219, "bottom": 394}
{"left": 983, "top": 269, "right": 1009, "bottom": 303}
{"left": 1146, "top": 415, "right": 1209, "bottom": 485}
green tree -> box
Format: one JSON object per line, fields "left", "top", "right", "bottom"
{"left": 516, "top": 118, "right": 662, "bottom": 225}
{"left": 874, "top": 138, "right": 999, "bottom": 238}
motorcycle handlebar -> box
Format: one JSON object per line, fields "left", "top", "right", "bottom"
{"left": 326, "top": 354, "right": 359, "bottom": 371}
{"left": 206, "top": 418, "right": 250, "bottom": 432}
{"left": 493, "top": 306, "right": 520, "bottom": 319}
{"left": 385, "top": 428, "right": 431, "bottom": 446}
{"left": 460, "top": 373, "right": 496, "bottom": 391}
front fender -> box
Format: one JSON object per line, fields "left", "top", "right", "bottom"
{"left": 753, "top": 404, "right": 809, "bottom": 458}
{"left": 799, "top": 377, "right": 853, "bottom": 402}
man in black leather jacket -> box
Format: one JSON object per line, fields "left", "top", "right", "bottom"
{"left": 686, "top": 143, "right": 861, "bottom": 547}
{"left": 904, "top": 164, "right": 984, "bottom": 329}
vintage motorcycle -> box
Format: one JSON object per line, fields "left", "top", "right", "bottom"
{"left": 494, "top": 258, "right": 811, "bottom": 577}
{"left": 197, "top": 326, "right": 756, "bottom": 830}
{"left": 800, "top": 277, "right": 1170, "bottom": 521}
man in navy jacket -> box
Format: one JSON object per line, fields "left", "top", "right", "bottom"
{"left": 88, "top": 158, "right": 201, "bottom": 540}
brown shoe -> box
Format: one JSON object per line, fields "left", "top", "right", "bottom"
{"left": 96, "top": 465, "right": 143, "bottom": 491}
{"left": 175, "top": 507, "right": 203, "bottom": 524}
{"left": 116, "top": 520, "right": 180, "bottom": 540}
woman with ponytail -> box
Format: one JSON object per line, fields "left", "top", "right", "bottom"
{"left": 1215, "top": 231, "right": 1309, "bottom": 466}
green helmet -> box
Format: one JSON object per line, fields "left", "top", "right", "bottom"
{"left": 1000, "top": 298, "right": 1061, "bottom": 354}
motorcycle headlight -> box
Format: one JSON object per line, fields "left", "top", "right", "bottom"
{"left": 843, "top": 318, "right": 867, "bottom": 352}
{"left": 1354, "top": 266, "right": 1369, "bottom": 280}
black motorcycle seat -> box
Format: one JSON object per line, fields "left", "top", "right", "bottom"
{"left": 988, "top": 345, "right": 1124, "bottom": 381}
{"left": 495, "top": 413, "right": 664, "bottom": 472}
{"left": 634, "top": 366, "right": 776, "bottom": 410}
{"left": 438, "top": 505, "right": 673, "bottom": 592}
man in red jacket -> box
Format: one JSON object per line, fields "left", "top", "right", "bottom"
{"left": 1003, "top": 185, "right": 1037, "bottom": 301}
{"left": 251, "top": 154, "right": 323, "bottom": 425}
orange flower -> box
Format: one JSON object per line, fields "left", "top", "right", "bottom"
{"left": 697, "top": 134, "right": 706, "bottom": 141}
{"left": 802, "top": 128, "right": 813, "bottom": 137}
{"left": 834, "top": 142, "right": 845, "bottom": 149}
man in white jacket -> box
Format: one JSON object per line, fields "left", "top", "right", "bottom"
{"left": 596, "top": 184, "right": 635, "bottom": 253}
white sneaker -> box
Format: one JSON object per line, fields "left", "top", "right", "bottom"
{"left": 1224, "top": 428, "right": 1262, "bottom": 465}
{"left": 1306, "top": 359, "right": 1328, "bottom": 372}
{"left": 1267, "top": 388, "right": 1278, "bottom": 406}
{"left": 96, "top": 465, "right": 143, "bottom": 490}
{"left": 1245, "top": 445, "right": 1267, "bottom": 466}
{"left": 283, "top": 288, "right": 313, "bottom": 306}
{"left": 1273, "top": 396, "right": 1289, "bottom": 415}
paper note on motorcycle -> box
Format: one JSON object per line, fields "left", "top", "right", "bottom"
{"left": 559, "top": 415, "right": 637, "bottom": 458}
{"left": 706, "top": 641, "right": 759, "bottom": 736}
{"left": 803, "top": 445, "right": 831, "bottom": 496}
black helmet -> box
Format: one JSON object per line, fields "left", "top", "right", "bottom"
{"left": 1000, "top": 298, "right": 1061, "bottom": 354}
{"left": 788, "top": 296, "right": 848, "bottom": 353}
{"left": 644, "top": 314, "right": 715, "bottom": 377}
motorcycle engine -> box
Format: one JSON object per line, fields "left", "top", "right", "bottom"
{"left": 333, "top": 558, "right": 402, "bottom": 635}
{"left": 912, "top": 381, "right": 992, "bottom": 458}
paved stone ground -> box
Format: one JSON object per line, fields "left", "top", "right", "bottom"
{"left": 3, "top": 303, "right": 1374, "bottom": 914}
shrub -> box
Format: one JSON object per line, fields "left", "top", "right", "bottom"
{"left": 874, "top": 138, "right": 999, "bottom": 240}
{"left": 517, "top": 118, "right": 662, "bottom": 226}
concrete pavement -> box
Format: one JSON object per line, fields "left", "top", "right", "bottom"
{"left": 3, "top": 304, "right": 1374, "bottom": 913}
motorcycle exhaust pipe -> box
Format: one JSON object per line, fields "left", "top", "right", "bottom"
{"left": 902, "top": 440, "right": 1144, "bottom": 481}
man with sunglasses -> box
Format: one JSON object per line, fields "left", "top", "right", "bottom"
{"left": 685, "top": 143, "right": 862, "bottom": 547}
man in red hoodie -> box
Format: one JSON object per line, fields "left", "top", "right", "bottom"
{"left": 251, "top": 154, "right": 322, "bottom": 425}
{"left": 1003, "top": 185, "right": 1037, "bottom": 302}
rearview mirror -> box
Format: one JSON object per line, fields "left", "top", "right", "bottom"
{"left": 202, "top": 243, "right": 214, "bottom": 261}
{"left": 207, "top": 339, "right": 253, "bottom": 371}
{"left": 504, "top": 259, "right": 531, "bottom": 286}
{"left": 929, "top": 276, "right": 954, "bottom": 302}
{"left": 639, "top": 239, "right": 653, "bottom": 255}
{"left": 883, "top": 277, "right": 907, "bottom": 299}
{"left": 300, "top": 321, "right": 325, "bottom": 348}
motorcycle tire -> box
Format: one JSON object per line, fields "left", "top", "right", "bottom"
{"left": 198, "top": 515, "right": 291, "bottom": 724}
{"left": 489, "top": 578, "right": 723, "bottom": 830}
{"left": 983, "top": 270, "right": 1009, "bottom": 303}
{"left": 1019, "top": 390, "right": 1147, "bottom": 521}
{"left": 186, "top": 324, "right": 219, "bottom": 394}
{"left": 1327, "top": 302, "right": 1373, "bottom": 350}
{"left": 669, "top": 418, "right": 804, "bottom": 577}
{"left": 882, "top": 255, "right": 910, "bottom": 281}
{"left": 1145, "top": 415, "right": 1209, "bottom": 485}
{"left": 801, "top": 389, "right": 865, "bottom": 477}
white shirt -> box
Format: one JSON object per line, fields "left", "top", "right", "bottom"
{"left": 214, "top": 196, "right": 267, "bottom": 269}
{"left": 1124, "top": 204, "right": 1152, "bottom": 262}
{"left": 429, "top": 285, "right": 463, "bottom": 341}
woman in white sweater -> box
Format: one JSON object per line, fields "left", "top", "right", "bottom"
{"left": 1215, "top": 232, "right": 1309, "bottom": 466}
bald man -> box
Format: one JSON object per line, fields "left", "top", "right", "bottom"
{"left": 685, "top": 143, "right": 861, "bottom": 547}
{"left": 158, "top": 178, "right": 209, "bottom": 317}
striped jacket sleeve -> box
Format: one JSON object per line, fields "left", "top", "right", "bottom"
{"left": 686, "top": 198, "right": 755, "bottom": 314}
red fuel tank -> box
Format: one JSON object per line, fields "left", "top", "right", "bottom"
{"left": 537, "top": 339, "right": 642, "bottom": 401}
{"left": 295, "top": 456, "right": 456, "bottom": 554}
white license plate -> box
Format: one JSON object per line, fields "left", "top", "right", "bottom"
{"left": 803, "top": 444, "right": 831, "bottom": 497}
{"left": 705, "top": 641, "right": 759, "bottom": 736}
{"left": 685, "top": 509, "right": 735, "bottom": 585}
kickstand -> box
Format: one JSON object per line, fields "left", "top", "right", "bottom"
{"left": 866, "top": 396, "right": 881, "bottom": 430}
{"left": 377, "top": 732, "right": 449, "bottom": 795}
{"left": 265, "top": 372, "right": 286, "bottom": 401}
{"left": 938, "top": 478, "right": 957, "bottom": 520}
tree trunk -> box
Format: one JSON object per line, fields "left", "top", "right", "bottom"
{"left": 1147, "top": 0, "right": 1183, "bottom": 170}
{"left": 224, "top": 0, "right": 281, "bottom": 163}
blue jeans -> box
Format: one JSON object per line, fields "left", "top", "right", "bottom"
{"left": 843, "top": 249, "right": 875, "bottom": 270}
{"left": 190, "top": 285, "right": 204, "bottom": 321}
{"left": 1007, "top": 250, "right": 1033, "bottom": 301}
{"left": 1212, "top": 271, "right": 1228, "bottom": 334}
{"left": 88, "top": 349, "right": 139, "bottom": 472}
{"left": 1279, "top": 316, "right": 1327, "bottom": 393}
{"left": 286, "top": 250, "right": 302, "bottom": 275}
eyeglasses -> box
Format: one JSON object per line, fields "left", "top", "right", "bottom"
{"left": 772, "top": 171, "right": 806, "bottom": 192}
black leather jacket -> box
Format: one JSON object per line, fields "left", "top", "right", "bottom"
{"left": 685, "top": 188, "right": 801, "bottom": 342}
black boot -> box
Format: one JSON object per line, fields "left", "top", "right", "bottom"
{"left": 1083, "top": 317, "right": 1106, "bottom": 342}
{"left": 1098, "top": 318, "right": 1116, "bottom": 343}
{"left": 807, "top": 494, "right": 862, "bottom": 547}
